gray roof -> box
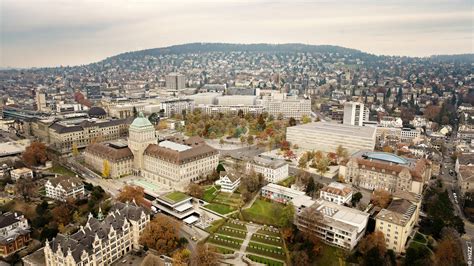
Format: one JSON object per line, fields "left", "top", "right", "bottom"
{"left": 288, "top": 122, "right": 376, "bottom": 139}
{"left": 49, "top": 202, "right": 146, "bottom": 263}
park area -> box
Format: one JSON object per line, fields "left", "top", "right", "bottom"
{"left": 246, "top": 227, "right": 286, "bottom": 264}
{"left": 206, "top": 220, "right": 248, "bottom": 254}
{"left": 203, "top": 186, "right": 241, "bottom": 215}
{"left": 241, "top": 198, "right": 286, "bottom": 226}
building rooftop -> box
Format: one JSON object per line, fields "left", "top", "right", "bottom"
{"left": 158, "top": 140, "right": 192, "bottom": 152}
{"left": 130, "top": 112, "right": 153, "bottom": 128}
{"left": 251, "top": 155, "right": 287, "bottom": 169}
{"left": 376, "top": 199, "right": 417, "bottom": 226}
{"left": 320, "top": 182, "right": 353, "bottom": 197}
{"left": 262, "top": 183, "right": 306, "bottom": 198}
{"left": 288, "top": 122, "right": 376, "bottom": 139}
{"left": 159, "top": 191, "right": 191, "bottom": 205}
{"left": 311, "top": 199, "right": 369, "bottom": 233}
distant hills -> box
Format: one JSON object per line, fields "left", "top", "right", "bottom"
{"left": 101, "top": 43, "right": 474, "bottom": 65}
{"left": 106, "top": 43, "right": 373, "bottom": 61}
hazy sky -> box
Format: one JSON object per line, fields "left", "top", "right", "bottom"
{"left": 1, "top": 0, "right": 473, "bottom": 68}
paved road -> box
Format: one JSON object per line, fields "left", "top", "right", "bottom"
{"left": 439, "top": 134, "right": 473, "bottom": 265}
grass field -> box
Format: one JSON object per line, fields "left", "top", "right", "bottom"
{"left": 247, "top": 254, "right": 284, "bottom": 266}
{"left": 203, "top": 186, "right": 218, "bottom": 202}
{"left": 206, "top": 219, "right": 225, "bottom": 233}
{"left": 213, "top": 192, "right": 241, "bottom": 207}
{"left": 205, "top": 203, "right": 235, "bottom": 214}
{"left": 241, "top": 199, "right": 285, "bottom": 226}
{"left": 213, "top": 246, "right": 235, "bottom": 254}
{"left": 50, "top": 164, "right": 76, "bottom": 177}
{"left": 315, "top": 243, "right": 346, "bottom": 266}
{"left": 278, "top": 176, "right": 296, "bottom": 187}
{"left": 163, "top": 191, "right": 189, "bottom": 203}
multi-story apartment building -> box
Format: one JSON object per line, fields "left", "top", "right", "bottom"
{"left": 295, "top": 199, "right": 369, "bottom": 250}
{"left": 165, "top": 73, "right": 186, "bottom": 90}
{"left": 35, "top": 89, "right": 47, "bottom": 112}
{"left": 48, "top": 118, "right": 130, "bottom": 153}
{"left": 375, "top": 191, "right": 421, "bottom": 253}
{"left": 202, "top": 105, "right": 264, "bottom": 115}
{"left": 319, "top": 182, "right": 353, "bottom": 205}
{"left": 44, "top": 202, "right": 149, "bottom": 266}
{"left": 340, "top": 151, "right": 431, "bottom": 194}
{"left": 264, "top": 99, "right": 311, "bottom": 120}
{"left": 246, "top": 155, "right": 289, "bottom": 183}
{"left": 160, "top": 99, "right": 194, "bottom": 117}
{"left": 45, "top": 175, "right": 85, "bottom": 202}
{"left": 287, "top": 122, "right": 377, "bottom": 154}
{"left": 142, "top": 136, "right": 219, "bottom": 191}
{"left": 84, "top": 141, "right": 134, "bottom": 178}
{"left": 343, "top": 102, "right": 369, "bottom": 126}
{"left": 400, "top": 128, "right": 421, "bottom": 143}
{"left": 0, "top": 212, "right": 31, "bottom": 257}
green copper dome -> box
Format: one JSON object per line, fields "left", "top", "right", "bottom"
{"left": 130, "top": 112, "right": 153, "bottom": 128}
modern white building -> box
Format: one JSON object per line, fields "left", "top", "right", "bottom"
{"left": 165, "top": 73, "right": 186, "bottom": 90}
{"left": 247, "top": 155, "right": 289, "bottom": 183}
{"left": 10, "top": 167, "right": 33, "bottom": 181}
{"left": 261, "top": 183, "right": 311, "bottom": 205}
{"left": 45, "top": 175, "right": 85, "bottom": 202}
{"left": 215, "top": 172, "right": 241, "bottom": 193}
{"left": 35, "top": 89, "right": 47, "bottom": 112}
{"left": 152, "top": 191, "right": 197, "bottom": 220}
{"left": 319, "top": 182, "right": 353, "bottom": 205}
{"left": 264, "top": 99, "right": 311, "bottom": 120}
{"left": 400, "top": 128, "right": 422, "bottom": 143}
{"left": 295, "top": 199, "right": 369, "bottom": 250}
{"left": 216, "top": 95, "right": 256, "bottom": 106}
{"left": 160, "top": 99, "right": 194, "bottom": 117}
{"left": 343, "top": 102, "right": 369, "bottom": 126}
{"left": 286, "top": 122, "right": 377, "bottom": 154}
{"left": 44, "top": 202, "right": 149, "bottom": 266}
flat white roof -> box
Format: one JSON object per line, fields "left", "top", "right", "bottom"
{"left": 289, "top": 122, "right": 376, "bottom": 138}
{"left": 175, "top": 202, "right": 193, "bottom": 212}
{"left": 159, "top": 140, "right": 191, "bottom": 152}
{"left": 183, "top": 215, "right": 199, "bottom": 224}
{"left": 315, "top": 199, "right": 369, "bottom": 233}
{"left": 262, "top": 183, "right": 306, "bottom": 197}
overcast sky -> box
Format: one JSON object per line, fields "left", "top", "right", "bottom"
{"left": 1, "top": 0, "right": 473, "bottom": 68}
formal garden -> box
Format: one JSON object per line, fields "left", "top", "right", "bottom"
{"left": 207, "top": 220, "right": 248, "bottom": 254}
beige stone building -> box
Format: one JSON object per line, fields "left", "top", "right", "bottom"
{"left": 375, "top": 191, "right": 421, "bottom": 253}
{"left": 340, "top": 151, "right": 431, "bottom": 194}
{"left": 48, "top": 118, "right": 130, "bottom": 153}
{"left": 84, "top": 141, "right": 134, "bottom": 178}
{"left": 44, "top": 202, "right": 149, "bottom": 266}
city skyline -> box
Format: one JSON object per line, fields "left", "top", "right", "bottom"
{"left": 1, "top": 0, "right": 473, "bottom": 68}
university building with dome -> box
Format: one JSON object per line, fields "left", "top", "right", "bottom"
{"left": 84, "top": 113, "right": 219, "bottom": 191}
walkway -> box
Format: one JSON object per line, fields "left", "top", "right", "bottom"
{"left": 220, "top": 223, "right": 262, "bottom": 265}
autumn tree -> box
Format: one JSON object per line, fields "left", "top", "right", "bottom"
{"left": 52, "top": 203, "right": 74, "bottom": 225}
{"left": 434, "top": 228, "right": 465, "bottom": 266}
{"left": 187, "top": 183, "right": 204, "bottom": 198}
{"left": 172, "top": 248, "right": 191, "bottom": 266}
{"left": 283, "top": 149, "right": 296, "bottom": 161}
{"left": 335, "top": 145, "right": 349, "bottom": 163}
{"left": 15, "top": 178, "right": 35, "bottom": 201}
{"left": 22, "top": 141, "right": 48, "bottom": 166}
{"left": 117, "top": 185, "right": 147, "bottom": 206}
{"left": 358, "top": 231, "right": 387, "bottom": 262}
{"left": 191, "top": 244, "right": 218, "bottom": 266}
{"left": 371, "top": 189, "right": 392, "bottom": 208}
{"left": 315, "top": 157, "right": 329, "bottom": 177}
{"left": 247, "top": 135, "right": 254, "bottom": 146}
{"left": 298, "top": 207, "right": 324, "bottom": 256}
{"left": 140, "top": 214, "right": 181, "bottom": 254}
{"left": 382, "top": 145, "right": 394, "bottom": 153}
{"left": 156, "top": 120, "right": 168, "bottom": 130}
{"left": 72, "top": 142, "right": 79, "bottom": 157}
{"left": 291, "top": 250, "right": 310, "bottom": 266}
{"left": 240, "top": 135, "right": 246, "bottom": 146}
{"left": 298, "top": 155, "right": 308, "bottom": 168}
{"left": 102, "top": 160, "right": 110, "bottom": 178}
{"left": 140, "top": 254, "right": 162, "bottom": 266}
{"left": 351, "top": 192, "right": 363, "bottom": 206}
{"left": 424, "top": 105, "right": 441, "bottom": 121}
{"left": 301, "top": 115, "right": 312, "bottom": 124}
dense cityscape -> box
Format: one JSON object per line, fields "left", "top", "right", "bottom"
{"left": 0, "top": 40, "right": 473, "bottom": 266}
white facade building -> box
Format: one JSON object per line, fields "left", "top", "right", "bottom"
{"left": 215, "top": 172, "right": 241, "bottom": 193}
{"left": 165, "top": 73, "right": 186, "bottom": 90}
{"left": 45, "top": 175, "right": 85, "bottom": 202}
{"left": 343, "top": 102, "right": 369, "bottom": 126}
{"left": 10, "top": 167, "right": 33, "bottom": 181}
{"left": 160, "top": 99, "right": 194, "bottom": 117}
{"left": 295, "top": 199, "right": 369, "bottom": 250}
{"left": 287, "top": 122, "right": 377, "bottom": 154}
{"left": 264, "top": 99, "right": 311, "bottom": 120}
{"left": 319, "top": 182, "right": 353, "bottom": 205}
{"left": 247, "top": 155, "right": 289, "bottom": 183}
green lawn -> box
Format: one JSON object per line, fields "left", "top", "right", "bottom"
{"left": 278, "top": 176, "right": 295, "bottom": 187}
{"left": 163, "top": 191, "right": 189, "bottom": 203}
{"left": 213, "top": 192, "right": 241, "bottom": 207}
{"left": 413, "top": 232, "right": 427, "bottom": 244}
{"left": 206, "top": 219, "right": 225, "bottom": 233}
{"left": 212, "top": 245, "right": 235, "bottom": 255}
{"left": 216, "top": 226, "right": 247, "bottom": 239}
{"left": 247, "top": 254, "right": 284, "bottom": 266}
{"left": 205, "top": 203, "right": 235, "bottom": 214}
{"left": 251, "top": 233, "right": 282, "bottom": 246}
{"left": 50, "top": 164, "right": 76, "bottom": 177}
{"left": 315, "top": 244, "right": 346, "bottom": 266}
{"left": 242, "top": 199, "right": 286, "bottom": 226}
{"left": 246, "top": 241, "right": 286, "bottom": 260}
{"left": 257, "top": 228, "right": 281, "bottom": 237}
{"left": 203, "top": 186, "right": 218, "bottom": 202}
{"left": 223, "top": 221, "right": 247, "bottom": 231}
{"left": 207, "top": 234, "right": 243, "bottom": 250}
